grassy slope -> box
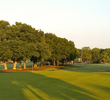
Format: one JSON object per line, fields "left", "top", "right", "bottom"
{"left": 0, "top": 64, "right": 110, "bottom": 100}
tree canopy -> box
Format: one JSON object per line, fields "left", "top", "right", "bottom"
{"left": 1, "top": 20, "right": 110, "bottom": 70}
{"left": 0, "top": 20, "right": 78, "bottom": 69}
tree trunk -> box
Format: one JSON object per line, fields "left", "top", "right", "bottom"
{"left": 66, "top": 59, "right": 67, "bottom": 64}
{"left": 41, "top": 58, "right": 44, "bottom": 67}
{"left": 23, "top": 61, "right": 26, "bottom": 69}
{"left": 104, "top": 59, "right": 106, "bottom": 63}
{"left": 49, "top": 62, "right": 50, "bottom": 67}
{"left": 19, "top": 62, "right": 21, "bottom": 68}
{"left": 62, "top": 60, "right": 64, "bottom": 65}
{"left": 41, "top": 62, "right": 44, "bottom": 67}
{"left": 34, "top": 62, "right": 37, "bottom": 68}
{"left": 73, "top": 60, "right": 75, "bottom": 64}
{"left": 71, "top": 60, "right": 74, "bottom": 64}
{"left": 3, "top": 62, "right": 7, "bottom": 70}
{"left": 13, "top": 61, "right": 17, "bottom": 69}
{"left": 57, "top": 60, "right": 59, "bottom": 66}
{"left": 53, "top": 60, "right": 55, "bottom": 66}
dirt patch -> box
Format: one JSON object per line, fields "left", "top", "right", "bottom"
{"left": 1, "top": 65, "right": 63, "bottom": 72}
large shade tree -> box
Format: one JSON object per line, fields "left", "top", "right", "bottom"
{"left": 0, "top": 20, "right": 12, "bottom": 69}
{"left": 10, "top": 22, "right": 51, "bottom": 68}
{"left": 0, "top": 40, "right": 12, "bottom": 69}
{"left": 32, "top": 30, "right": 51, "bottom": 67}
{"left": 92, "top": 48, "right": 101, "bottom": 63}
{"left": 45, "top": 33, "right": 76, "bottom": 66}
{"left": 45, "top": 33, "right": 65, "bottom": 66}
{"left": 14, "top": 22, "right": 39, "bottom": 68}
{"left": 81, "top": 47, "right": 92, "bottom": 63}
{"left": 100, "top": 49, "right": 110, "bottom": 63}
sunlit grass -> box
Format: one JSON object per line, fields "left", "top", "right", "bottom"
{"left": 0, "top": 64, "right": 110, "bottom": 100}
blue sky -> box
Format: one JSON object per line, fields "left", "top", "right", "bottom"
{"left": 0, "top": 0, "right": 110, "bottom": 49}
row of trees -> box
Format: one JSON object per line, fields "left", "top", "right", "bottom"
{"left": 79, "top": 47, "right": 110, "bottom": 63}
{"left": 0, "top": 20, "right": 78, "bottom": 69}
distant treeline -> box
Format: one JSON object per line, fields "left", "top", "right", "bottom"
{"left": 78, "top": 47, "right": 110, "bottom": 64}
{"left": 0, "top": 20, "right": 78, "bottom": 69}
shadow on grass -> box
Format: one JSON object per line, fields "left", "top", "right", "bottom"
{"left": 9, "top": 72, "right": 98, "bottom": 100}
{"left": 0, "top": 73, "right": 28, "bottom": 100}
{"left": 62, "top": 64, "right": 110, "bottom": 73}
{"left": 89, "top": 84, "right": 110, "bottom": 93}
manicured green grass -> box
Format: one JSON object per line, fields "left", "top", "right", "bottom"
{"left": 0, "top": 64, "right": 110, "bottom": 100}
